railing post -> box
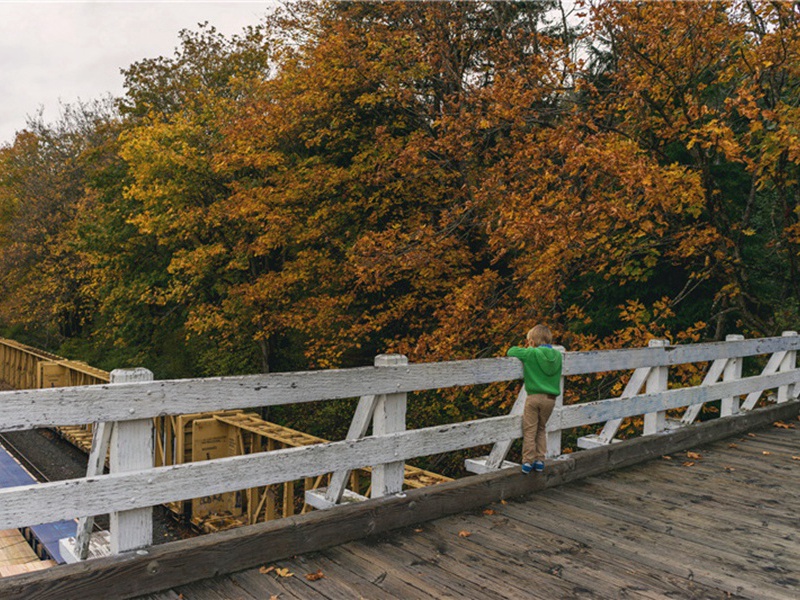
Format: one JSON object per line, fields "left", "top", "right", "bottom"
{"left": 546, "top": 345, "right": 566, "bottom": 458}
{"left": 643, "top": 339, "right": 669, "bottom": 436}
{"left": 778, "top": 331, "right": 797, "bottom": 403}
{"left": 371, "top": 354, "right": 407, "bottom": 498}
{"left": 109, "top": 368, "right": 154, "bottom": 554}
{"left": 721, "top": 334, "right": 744, "bottom": 416}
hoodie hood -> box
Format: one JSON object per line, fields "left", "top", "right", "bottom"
{"left": 534, "top": 346, "right": 562, "bottom": 376}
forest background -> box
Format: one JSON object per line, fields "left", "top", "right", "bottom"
{"left": 1, "top": 1, "right": 798, "bottom": 453}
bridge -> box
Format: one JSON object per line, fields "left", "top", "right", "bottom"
{"left": 0, "top": 333, "right": 798, "bottom": 598}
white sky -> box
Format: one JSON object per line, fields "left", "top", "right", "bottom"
{"left": 0, "top": 1, "right": 280, "bottom": 145}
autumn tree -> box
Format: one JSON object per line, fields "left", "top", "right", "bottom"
{"left": 589, "top": 0, "right": 800, "bottom": 338}
{"left": 90, "top": 23, "right": 277, "bottom": 375}
{"left": 0, "top": 101, "right": 118, "bottom": 349}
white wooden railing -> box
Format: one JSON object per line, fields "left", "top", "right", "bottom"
{"left": 0, "top": 333, "right": 798, "bottom": 561}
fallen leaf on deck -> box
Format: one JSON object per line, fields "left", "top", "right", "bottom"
{"left": 773, "top": 421, "right": 794, "bottom": 429}
{"left": 259, "top": 566, "right": 275, "bottom": 575}
{"left": 483, "top": 509, "right": 496, "bottom": 516}
{"left": 747, "top": 433, "right": 757, "bottom": 437}
{"left": 270, "top": 595, "right": 279, "bottom": 600}
{"left": 682, "top": 461, "right": 695, "bottom": 467}
{"left": 414, "top": 528, "right": 424, "bottom": 533}
{"left": 305, "top": 569, "right": 325, "bottom": 581}
{"left": 275, "top": 567, "right": 294, "bottom": 578}
{"left": 458, "top": 530, "right": 472, "bottom": 537}
{"left": 662, "top": 455, "right": 672, "bottom": 460}
{"left": 687, "top": 452, "right": 702, "bottom": 460}
{"left": 792, "top": 456, "right": 800, "bottom": 461}
{"left": 500, "top": 499, "right": 507, "bottom": 505}
{"left": 728, "top": 443, "right": 738, "bottom": 449}
{"left": 762, "top": 451, "right": 771, "bottom": 455}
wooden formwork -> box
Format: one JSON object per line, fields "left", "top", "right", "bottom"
{"left": 0, "top": 337, "right": 453, "bottom": 534}
{"left": 156, "top": 411, "right": 453, "bottom": 533}
{"left": 0, "top": 339, "right": 110, "bottom": 453}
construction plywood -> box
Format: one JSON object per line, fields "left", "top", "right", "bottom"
{"left": 37, "top": 362, "right": 70, "bottom": 389}
{"left": 191, "top": 419, "right": 242, "bottom": 520}
{"left": 0, "top": 529, "right": 37, "bottom": 567}
{"left": 0, "top": 559, "right": 55, "bottom": 578}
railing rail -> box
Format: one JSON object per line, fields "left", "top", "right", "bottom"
{"left": 1, "top": 334, "right": 799, "bottom": 431}
{"left": 0, "top": 333, "right": 798, "bottom": 559}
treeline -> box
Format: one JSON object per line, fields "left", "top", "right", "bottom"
{"left": 1, "top": 1, "right": 798, "bottom": 394}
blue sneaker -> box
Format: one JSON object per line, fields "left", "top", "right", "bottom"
{"left": 521, "top": 462, "right": 534, "bottom": 474}
{"left": 533, "top": 460, "right": 545, "bottom": 472}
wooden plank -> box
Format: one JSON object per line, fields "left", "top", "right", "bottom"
{"left": 415, "top": 516, "right": 630, "bottom": 599}
{"left": 643, "top": 339, "right": 669, "bottom": 435}
{"left": 562, "top": 473, "right": 795, "bottom": 539}
{"left": 0, "top": 414, "right": 523, "bottom": 529}
{"left": 466, "top": 502, "right": 731, "bottom": 599}
{"left": 564, "top": 335, "right": 800, "bottom": 374}
{"left": 778, "top": 331, "right": 798, "bottom": 403}
{"left": 0, "top": 529, "right": 38, "bottom": 566}
{"left": 596, "top": 364, "right": 651, "bottom": 444}
{"left": 720, "top": 334, "right": 744, "bottom": 416}
{"left": 263, "top": 552, "right": 392, "bottom": 600}
{"left": 348, "top": 536, "right": 514, "bottom": 600}
{"left": 547, "top": 484, "right": 800, "bottom": 564}
{"left": 596, "top": 466, "right": 798, "bottom": 526}
{"left": 518, "top": 490, "right": 798, "bottom": 598}
{"left": 681, "top": 357, "right": 728, "bottom": 424}
{"left": 324, "top": 544, "right": 429, "bottom": 599}
{"left": 741, "top": 351, "right": 786, "bottom": 411}
{"left": 109, "top": 369, "right": 154, "bottom": 555}
{"left": 372, "top": 354, "right": 408, "bottom": 498}
{"left": 229, "top": 567, "right": 326, "bottom": 600}
{"left": 75, "top": 421, "right": 113, "bottom": 560}
{"left": 482, "top": 386, "right": 526, "bottom": 469}
{"left": 553, "top": 369, "right": 800, "bottom": 430}
{"left": 325, "top": 395, "right": 378, "bottom": 504}
{"left": 385, "top": 527, "right": 565, "bottom": 599}
{"left": 0, "top": 359, "right": 521, "bottom": 431}
{"left": 424, "top": 513, "right": 699, "bottom": 600}
{"left": 2, "top": 335, "right": 799, "bottom": 431}
{"left": 0, "top": 400, "right": 795, "bottom": 600}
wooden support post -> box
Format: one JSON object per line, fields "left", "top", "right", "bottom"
{"left": 467, "top": 386, "right": 526, "bottom": 473}
{"left": 73, "top": 421, "right": 114, "bottom": 560}
{"left": 681, "top": 357, "right": 729, "bottom": 424}
{"left": 577, "top": 365, "right": 651, "bottom": 448}
{"left": 643, "top": 339, "right": 669, "bottom": 436}
{"left": 282, "top": 480, "right": 294, "bottom": 517}
{"left": 545, "top": 346, "right": 566, "bottom": 458}
{"left": 778, "top": 331, "right": 797, "bottom": 403}
{"left": 109, "top": 368, "right": 154, "bottom": 555}
{"left": 323, "top": 395, "right": 378, "bottom": 505}
{"left": 720, "top": 334, "right": 744, "bottom": 416}
{"left": 741, "top": 350, "right": 788, "bottom": 410}
{"left": 371, "top": 354, "right": 407, "bottom": 498}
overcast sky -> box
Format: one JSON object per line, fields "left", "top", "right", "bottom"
{"left": 0, "top": 1, "right": 280, "bottom": 145}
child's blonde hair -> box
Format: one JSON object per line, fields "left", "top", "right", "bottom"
{"left": 527, "top": 324, "right": 553, "bottom": 347}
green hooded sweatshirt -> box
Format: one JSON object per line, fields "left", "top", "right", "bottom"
{"left": 506, "top": 345, "right": 563, "bottom": 396}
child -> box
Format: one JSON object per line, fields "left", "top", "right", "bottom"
{"left": 507, "top": 324, "right": 562, "bottom": 474}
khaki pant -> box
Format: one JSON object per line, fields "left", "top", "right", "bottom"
{"left": 523, "top": 393, "right": 556, "bottom": 463}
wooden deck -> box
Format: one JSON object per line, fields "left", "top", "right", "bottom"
{"left": 140, "top": 421, "right": 799, "bottom": 600}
